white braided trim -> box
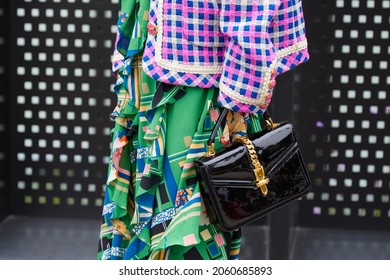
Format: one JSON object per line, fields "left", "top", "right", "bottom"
{"left": 154, "top": 0, "right": 222, "bottom": 74}
{"left": 221, "top": 39, "right": 308, "bottom": 106}
{"left": 220, "top": 82, "right": 263, "bottom": 106}
{"left": 276, "top": 39, "right": 308, "bottom": 59}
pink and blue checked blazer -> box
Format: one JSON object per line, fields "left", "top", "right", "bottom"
{"left": 142, "top": 0, "right": 309, "bottom": 113}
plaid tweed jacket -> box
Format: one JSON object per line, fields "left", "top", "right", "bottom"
{"left": 142, "top": 0, "right": 309, "bottom": 113}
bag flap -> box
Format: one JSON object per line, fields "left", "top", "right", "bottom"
{"left": 195, "top": 122, "right": 298, "bottom": 187}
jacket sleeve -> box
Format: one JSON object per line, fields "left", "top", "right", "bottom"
{"left": 218, "top": 0, "right": 309, "bottom": 114}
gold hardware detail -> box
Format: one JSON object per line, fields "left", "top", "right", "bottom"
{"left": 205, "top": 143, "right": 215, "bottom": 158}
{"left": 265, "top": 117, "right": 280, "bottom": 129}
{"left": 236, "top": 136, "right": 269, "bottom": 196}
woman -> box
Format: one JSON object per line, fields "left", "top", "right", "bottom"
{"left": 98, "top": 0, "right": 309, "bottom": 260}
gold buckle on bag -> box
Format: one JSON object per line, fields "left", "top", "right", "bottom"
{"left": 236, "top": 136, "right": 269, "bottom": 196}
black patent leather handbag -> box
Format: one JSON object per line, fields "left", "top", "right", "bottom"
{"left": 195, "top": 108, "right": 312, "bottom": 231}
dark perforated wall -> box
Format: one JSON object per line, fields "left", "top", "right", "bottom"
{"left": 297, "top": 0, "right": 390, "bottom": 229}
{"left": 9, "top": 0, "right": 119, "bottom": 218}
{"left": 0, "top": 1, "right": 10, "bottom": 217}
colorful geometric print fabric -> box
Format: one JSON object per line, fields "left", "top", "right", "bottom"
{"left": 142, "top": 0, "right": 309, "bottom": 114}
{"left": 97, "top": 0, "right": 263, "bottom": 260}
{"left": 99, "top": 64, "right": 246, "bottom": 260}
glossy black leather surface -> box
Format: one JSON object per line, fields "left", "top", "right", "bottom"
{"left": 195, "top": 123, "right": 311, "bottom": 231}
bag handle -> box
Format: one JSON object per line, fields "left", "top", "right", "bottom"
{"left": 205, "top": 108, "right": 279, "bottom": 156}
{"left": 204, "top": 107, "right": 228, "bottom": 157}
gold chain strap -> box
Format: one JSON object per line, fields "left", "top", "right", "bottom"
{"left": 236, "top": 136, "right": 269, "bottom": 196}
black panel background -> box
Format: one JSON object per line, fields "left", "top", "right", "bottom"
{"left": 0, "top": 1, "right": 10, "bottom": 219}
{"left": 2, "top": 0, "right": 389, "bottom": 230}
{"left": 9, "top": 0, "right": 118, "bottom": 219}
{"left": 296, "top": 0, "right": 390, "bottom": 229}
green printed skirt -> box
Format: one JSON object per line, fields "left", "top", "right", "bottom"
{"left": 97, "top": 54, "right": 265, "bottom": 260}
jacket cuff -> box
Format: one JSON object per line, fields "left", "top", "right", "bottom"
{"left": 218, "top": 86, "right": 273, "bottom": 114}
{"left": 218, "top": 39, "right": 309, "bottom": 114}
